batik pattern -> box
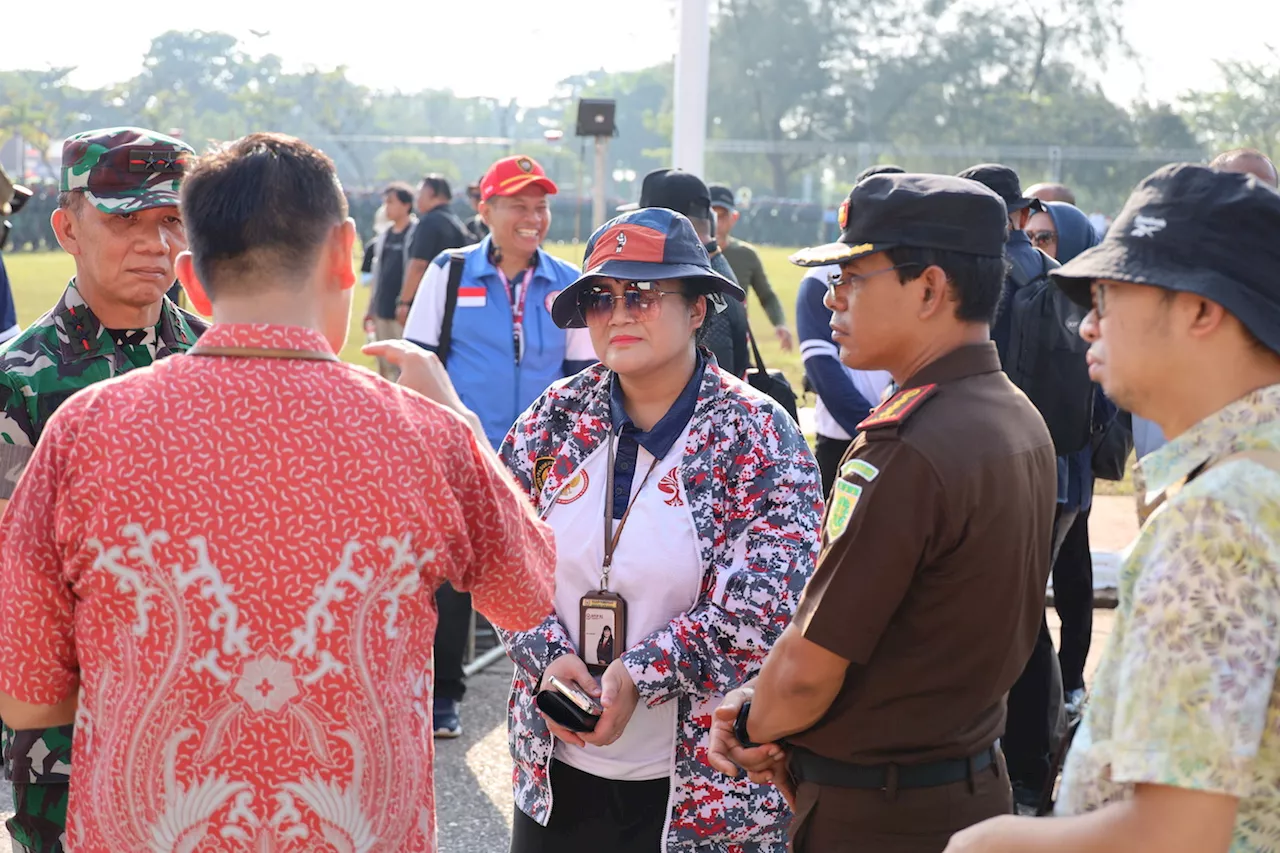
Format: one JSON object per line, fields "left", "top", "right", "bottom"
{"left": 1059, "top": 385, "right": 1280, "bottom": 852}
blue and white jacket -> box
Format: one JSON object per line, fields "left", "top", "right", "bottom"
{"left": 498, "top": 361, "right": 823, "bottom": 852}
{"left": 402, "top": 236, "right": 595, "bottom": 448}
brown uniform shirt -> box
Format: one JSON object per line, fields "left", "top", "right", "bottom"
{"left": 791, "top": 342, "right": 1056, "bottom": 765}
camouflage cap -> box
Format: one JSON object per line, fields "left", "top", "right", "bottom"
{"left": 60, "top": 127, "right": 195, "bottom": 214}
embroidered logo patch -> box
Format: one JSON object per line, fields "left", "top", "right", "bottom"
{"left": 837, "top": 199, "right": 850, "bottom": 230}
{"left": 556, "top": 470, "right": 590, "bottom": 505}
{"left": 826, "top": 479, "right": 862, "bottom": 541}
{"left": 658, "top": 467, "right": 683, "bottom": 507}
{"left": 533, "top": 457, "right": 555, "bottom": 493}
{"left": 1130, "top": 214, "right": 1167, "bottom": 238}
{"left": 517, "top": 157, "right": 534, "bottom": 173}
{"left": 840, "top": 458, "right": 880, "bottom": 482}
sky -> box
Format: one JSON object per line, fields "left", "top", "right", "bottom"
{"left": 4, "top": 0, "right": 1278, "bottom": 110}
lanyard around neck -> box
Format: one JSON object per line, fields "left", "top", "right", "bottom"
{"left": 601, "top": 398, "right": 663, "bottom": 592}
{"left": 494, "top": 265, "right": 531, "bottom": 364}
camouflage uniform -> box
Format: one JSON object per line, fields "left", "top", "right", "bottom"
{"left": 0, "top": 127, "right": 205, "bottom": 853}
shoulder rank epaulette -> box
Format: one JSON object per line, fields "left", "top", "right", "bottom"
{"left": 857, "top": 384, "right": 938, "bottom": 431}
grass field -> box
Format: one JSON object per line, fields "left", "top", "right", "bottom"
{"left": 1, "top": 245, "right": 1134, "bottom": 494}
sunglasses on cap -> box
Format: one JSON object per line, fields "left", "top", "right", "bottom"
{"left": 578, "top": 281, "right": 686, "bottom": 323}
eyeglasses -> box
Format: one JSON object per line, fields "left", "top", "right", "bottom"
{"left": 580, "top": 281, "right": 684, "bottom": 323}
{"left": 826, "top": 263, "right": 921, "bottom": 299}
{"left": 1028, "top": 230, "right": 1058, "bottom": 249}
{"left": 1091, "top": 282, "right": 1111, "bottom": 318}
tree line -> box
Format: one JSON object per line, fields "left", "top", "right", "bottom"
{"left": 1, "top": 0, "right": 1275, "bottom": 219}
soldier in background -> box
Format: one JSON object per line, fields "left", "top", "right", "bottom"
{"left": 0, "top": 127, "right": 207, "bottom": 853}
{"left": 0, "top": 166, "right": 24, "bottom": 345}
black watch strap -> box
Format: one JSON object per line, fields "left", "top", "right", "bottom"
{"left": 734, "top": 699, "right": 759, "bottom": 749}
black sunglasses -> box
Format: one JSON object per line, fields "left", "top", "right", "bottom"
{"left": 579, "top": 281, "right": 684, "bottom": 322}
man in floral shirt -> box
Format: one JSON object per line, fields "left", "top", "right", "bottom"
{"left": 0, "top": 132, "right": 555, "bottom": 852}
{"left": 946, "top": 165, "right": 1280, "bottom": 852}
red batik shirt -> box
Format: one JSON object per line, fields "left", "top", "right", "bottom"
{"left": 0, "top": 324, "right": 555, "bottom": 852}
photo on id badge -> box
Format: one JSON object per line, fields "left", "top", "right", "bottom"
{"left": 581, "top": 592, "right": 626, "bottom": 674}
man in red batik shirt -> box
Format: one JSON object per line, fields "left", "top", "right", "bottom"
{"left": 0, "top": 133, "right": 555, "bottom": 852}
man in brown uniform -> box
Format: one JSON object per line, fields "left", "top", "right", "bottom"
{"left": 708, "top": 173, "right": 1058, "bottom": 852}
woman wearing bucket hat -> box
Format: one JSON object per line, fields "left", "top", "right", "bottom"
{"left": 494, "top": 207, "right": 823, "bottom": 852}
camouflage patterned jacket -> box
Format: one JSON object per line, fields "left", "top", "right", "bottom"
{"left": 498, "top": 361, "right": 823, "bottom": 852}
{"left": 0, "top": 280, "right": 207, "bottom": 499}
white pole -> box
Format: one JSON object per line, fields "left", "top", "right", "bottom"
{"left": 593, "top": 136, "right": 610, "bottom": 229}
{"left": 672, "top": 0, "right": 711, "bottom": 177}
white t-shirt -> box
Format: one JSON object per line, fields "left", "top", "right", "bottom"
{"left": 543, "top": 432, "right": 702, "bottom": 781}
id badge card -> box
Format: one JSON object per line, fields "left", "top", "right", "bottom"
{"left": 580, "top": 590, "right": 627, "bottom": 676}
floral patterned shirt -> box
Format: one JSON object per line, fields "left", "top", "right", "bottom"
{"left": 0, "top": 323, "right": 555, "bottom": 852}
{"left": 1058, "top": 383, "right": 1280, "bottom": 851}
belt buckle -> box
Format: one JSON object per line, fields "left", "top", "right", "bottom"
{"left": 881, "top": 763, "right": 898, "bottom": 795}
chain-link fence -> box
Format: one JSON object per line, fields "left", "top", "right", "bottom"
{"left": 2, "top": 137, "right": 1208, "bottom": 252}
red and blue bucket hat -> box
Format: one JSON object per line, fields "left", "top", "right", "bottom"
{"left": 551, "top": 207, "right": 745, "bottom": 329}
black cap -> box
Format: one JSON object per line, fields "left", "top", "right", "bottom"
{"left": 1053, "top": 163, "right": 1280, "bottom": 355}
{"left": 623, "top": 168, "right": 712, "bottom": 220}
{"left": 855, "top": 164, "right": 905, "bottom": 183}
{"left": 956, "top": 163, "right": 1043, "bottom": 214}
{"left": 790, "top": 173, "right": 1008, "bottom": 267}
{"left": 709, "top": 183, "right": 736, "bottom": 211}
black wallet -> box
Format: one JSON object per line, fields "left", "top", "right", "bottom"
{"left": 536, "top": 686, "right": 601, "bottom": 733}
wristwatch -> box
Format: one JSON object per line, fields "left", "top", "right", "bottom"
{"left": 734, "top": 700, "right": 759, "bottom": 749}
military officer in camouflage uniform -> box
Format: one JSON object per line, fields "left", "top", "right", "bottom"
{"left": 0, "top": 127, "right": 207, "bottom": 853}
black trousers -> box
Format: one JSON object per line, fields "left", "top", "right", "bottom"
{"left": 1003, "top": 506, "right": 1075, "bottom": 793}
{"left": 815, "top": 434, "right": 855, "bottom": 499}
{"left": 510, "top": 761, "right": 669, "bottom": 853}
{"left": 1053, "top": 507, "right": 1094, "bottom": 693}
{"left": 435, "top": 582, "right": 472, "bottom": 703}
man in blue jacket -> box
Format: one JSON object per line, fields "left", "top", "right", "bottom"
{"left": 402, "top": 154, "right": 593, "bottom": 739}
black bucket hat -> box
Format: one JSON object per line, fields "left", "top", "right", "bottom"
{"left": 1052, "top": 162, "right": 1280, "bottom": 355}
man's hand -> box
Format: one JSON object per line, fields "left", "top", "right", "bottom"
{"left": 538, "top": 654, "right": 600, "bottom": 749}
{"left": 710, "top": 687, "right": 789, "bottom": 776}
{"left": 580, "top": 659, "right": 640, "bottom": 748}
{"left": 709, "top": 686, "right": 796, "bottom": 807}
{"left": 943, "top": 815, "right": 1023, "bottom": 853}
{"left": 775, "top": 325, "right": 794, "bottom": 352}
{"left": 0, "top": 691, "right": 78, "bottom": 730}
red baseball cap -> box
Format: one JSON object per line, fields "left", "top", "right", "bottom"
{"left": 480, "top": 155, "right": 558, "bottom": 202}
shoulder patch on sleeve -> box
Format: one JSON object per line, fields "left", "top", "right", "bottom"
{"left": 840, "top": 458, "right": 880, "bottom": 482}
{"left": 857, "top": 384, "right": 938, "bottom": 431}
{"left": 533, "top": 456, "right": 555, "bottom": 493}
{"left": 825, "top": 479, "right": 862, "bottom": 541}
